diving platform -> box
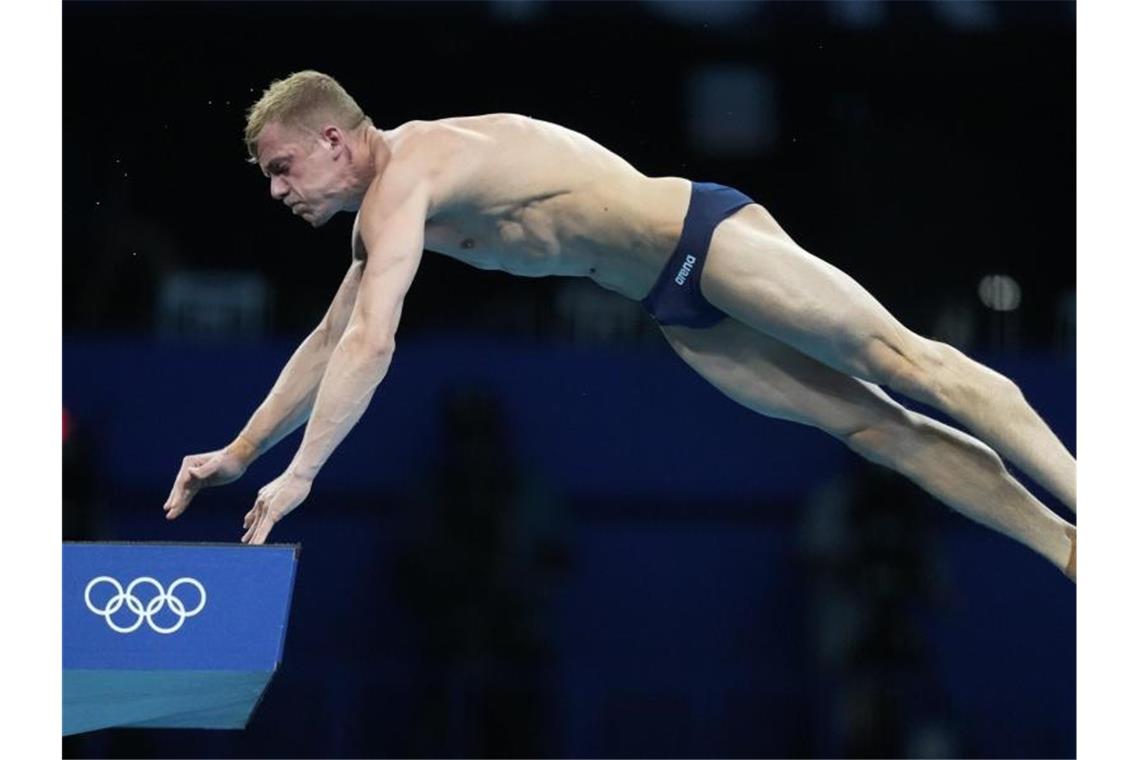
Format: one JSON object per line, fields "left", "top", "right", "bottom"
{"left": 63, "top": 542, "right": 299, "bottom": 735}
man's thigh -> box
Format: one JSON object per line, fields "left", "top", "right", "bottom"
{"left": 698, "top": 207, "right": 921, "bottom": 383}
{"left": 661, "top": 317, "right": 910, "bottom": 437}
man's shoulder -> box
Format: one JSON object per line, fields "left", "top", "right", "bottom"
{"left": 387, "top": 120, "right": 464, "bottom": 172}
{"left": 384, "top": 118, "right": 503, "bottom": 213}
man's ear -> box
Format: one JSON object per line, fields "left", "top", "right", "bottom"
{"left": 321, "top": 125, "right": 346, "bottom": 156}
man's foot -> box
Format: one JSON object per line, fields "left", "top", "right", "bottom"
{"left": 1063, "top": 525, "right": 1077, "bottom": 582}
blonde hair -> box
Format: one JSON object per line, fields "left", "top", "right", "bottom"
{"left": 244, "top": 70, "right": 370, "bottom": 162}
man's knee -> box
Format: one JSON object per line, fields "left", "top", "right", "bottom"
{"left": 889, "top": 338, "right": 1024, "bottom": 416}
{"left": 843, "top": 417, "right": 911, "bottom": 468}
{"left": 838, "top": 407, "right": 924, "bottom": 470}
{"left": 843, "top": 412, "right": 1006, "bottom": 478}
{"left": 860, "top": 335, "right": 1012, "bottom": 414}
{"left": 855, "top": 335, "right": 942, "bottom": 402}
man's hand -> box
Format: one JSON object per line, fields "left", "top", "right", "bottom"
{"left": 241, "top": 469, "right": 312, "bottom": 545}
{"left": 163, "top": 440, "right": 253, "bottom": 520}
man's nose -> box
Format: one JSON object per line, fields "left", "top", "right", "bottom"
{"left": 269, "top": 176, "right": 289, "bottom": 200}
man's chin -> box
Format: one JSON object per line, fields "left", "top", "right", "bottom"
{"left": 299, "top": 209, "right": 327, "bottom": 228}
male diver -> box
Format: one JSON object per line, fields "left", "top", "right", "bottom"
{"left": 163, "top": 71, "right": 1076, "bottom": 580}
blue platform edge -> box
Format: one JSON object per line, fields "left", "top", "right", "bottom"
{"left": 63, "top": 542, "right": 300, "bottom": 735}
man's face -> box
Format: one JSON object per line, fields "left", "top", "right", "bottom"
{"left": 255, "top": 121, "right": 348, "bottom": 227}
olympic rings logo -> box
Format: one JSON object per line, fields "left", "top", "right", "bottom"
{"left": 84, "top": 576, "right": 207, "bottom": 634}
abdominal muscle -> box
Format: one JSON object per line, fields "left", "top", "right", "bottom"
{"left": 406, "top": 115, "right": 694, "bottom": 301}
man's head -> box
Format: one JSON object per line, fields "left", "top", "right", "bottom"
{"left": 245, "top": 70, "right": 377, "bottom": 227}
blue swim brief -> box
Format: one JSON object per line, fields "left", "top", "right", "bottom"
{"left": 640, "top": 181, "right": 756, "bottom": 328}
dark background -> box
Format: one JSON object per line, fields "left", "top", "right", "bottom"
{"left": 63, "top": 1, "right": 1075, "bottom": 758}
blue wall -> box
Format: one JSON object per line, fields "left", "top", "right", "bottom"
{"left": 63, "top": 335, "right": 1076, "bottom": 758}
{"left": 62, "top": 334, "right": 1074, "bottom": 503}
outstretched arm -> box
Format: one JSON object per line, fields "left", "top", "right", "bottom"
{"left": 232, "top": 258, "right": 365, "bottom": 463}
{"left": 163, "top": 256, "right": 363, "bottom": 520}
{"left": 241, "top": 171, "right": 431, "bottom": 544}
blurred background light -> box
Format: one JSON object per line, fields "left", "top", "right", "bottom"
{"left": 645, "top": 0, "right": 758, "bottom": 28}
{"left": 978, "top": 274, "right": 1023, "bottom": 312}
{"left": 829, "top": 0, "right": 887, "bottom": 30}
{"left": 933, "top": 0, "right": 999, "bottom": 31}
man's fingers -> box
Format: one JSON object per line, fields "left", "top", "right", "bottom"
{"left": 242, "top": 500, "right": 279, "bottom": 545}
{"left": 243, "top": 512, "right": 270, "bottom": 544}
{"left": 238, "top": 477, "right": 302, "bottom": 545}
{"left": 241, "top": 503, "right": 264, "bottom": 543}
{"left": 163, "top": 477, "right": 178, "bottom": 510}
{"left": 167, "top": 456, "right": 225, "bottom": 515}
{"left": 242, "top": 499, "right": 264, "bottom": 529}
{"left": 180, "top": 479, "right": 203, "bottom": 508}
{"left": 163, "top": 471, "right": 191, "bottom": 515}
{"left": 241, "top": 512, "right": 257, "bottom": 543}
{"left": 165, "top": 453, "right": 232, "bottom": 520}
{"left": 251, "top": 513, "right": 276, "bottom": 545}
{"left": 164, "top": 464, "right": 192, "bottom": 510}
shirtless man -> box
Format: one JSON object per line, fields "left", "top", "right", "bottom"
{"left": 163, "top": 71, "right": 1077, "bottom": 581}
